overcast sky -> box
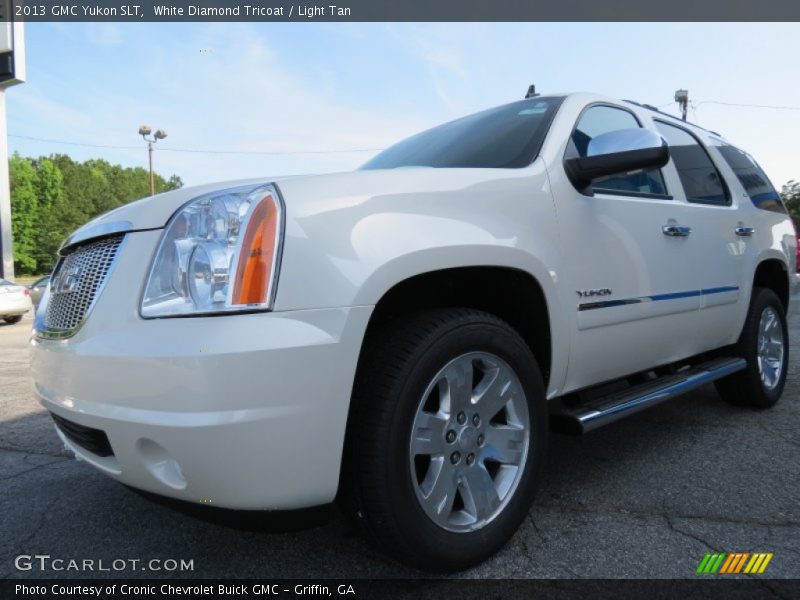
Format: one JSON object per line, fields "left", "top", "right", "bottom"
{"left": 7, "top": 22, "right": 800, "bottom": 189}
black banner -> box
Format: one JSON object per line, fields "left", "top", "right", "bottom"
{"left": 3, "top": 579, "right": 800, "bottom": 600}
{"left": 4, "top": 0, "right": 800, "bottom": 22}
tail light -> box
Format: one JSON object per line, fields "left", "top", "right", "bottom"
{"left": 795, "top": 234, "right": 800, "bottom": 273}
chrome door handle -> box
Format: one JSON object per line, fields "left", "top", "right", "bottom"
{"left": 662, "top": 225, "right": 692, "bottom": 237}
{"left": 734, "top": 226, "right": 755, "bottom": 237}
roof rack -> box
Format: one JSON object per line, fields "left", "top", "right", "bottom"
{"left": 622, "top": 99, "right": 722, "bottom": 137}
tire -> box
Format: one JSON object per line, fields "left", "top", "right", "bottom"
{"left": 715, "top": 287, "right": 788, "bottom": 408}
{"left": 340, "top": 308, "right": 547, "bottom": 571}
{"left": 3, "top": 315, "right": 22, "bottom": 324}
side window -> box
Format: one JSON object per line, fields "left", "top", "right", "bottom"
{"left": 714, "top": 142, "right": 785, "bottom": 213}
{"left": 569, "top": 105, "right": 667, "bottom": 197}
{"left": 654, "top": 122, "right": 729, "bottom": 205}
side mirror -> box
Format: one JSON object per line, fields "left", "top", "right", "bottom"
{"left": 565, "top": 128, "right": 670, "bottom": 193}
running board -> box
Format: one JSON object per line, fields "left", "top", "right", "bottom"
{"left": 550, "top": 357, "right": 746, "bottom": 434}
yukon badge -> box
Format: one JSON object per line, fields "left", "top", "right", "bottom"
{"left": 576, "top": 288, "right": 612, "bottom": 298}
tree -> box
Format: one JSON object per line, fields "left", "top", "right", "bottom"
{"left": 31, "top": 158, "right": 71, "bottom": 271}
{"left": 8, "top": 153, "right": 183, "bottom": 274}
{"left": 782, "top": 180, "right": 800, "bottom": 227}
{"left": 8, "top": 154, "right": 39, "bottom": 273}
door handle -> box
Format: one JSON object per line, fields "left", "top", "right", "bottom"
{"left": 662, "top": 224, "right": 692, "bottom": 237}
{"left": 734, "top": 226, "right": 755, "bottom": 237}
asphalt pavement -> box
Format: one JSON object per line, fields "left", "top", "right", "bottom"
{"left": 1, "top": 302, "right": 798, "bottom": 580}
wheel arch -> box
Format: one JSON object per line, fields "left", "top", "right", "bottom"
{"left": 753, "top": 257, "right": 790, "bottom": 311}
{"left": 359, "top": 266, "right": 552, "bottom": 386}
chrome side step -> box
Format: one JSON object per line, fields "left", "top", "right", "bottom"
{"left": 550, "top": 357, "right": 746, "bottom": 434}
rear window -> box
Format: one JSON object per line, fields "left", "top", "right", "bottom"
{"left": 361, "top": 97, "right": 563, "bottom": 170}
{"left": 655, "top": 121, "right": 729, "bottom": 205}
{"left": 714, "top": 142, "right": 785, "bottom": 213}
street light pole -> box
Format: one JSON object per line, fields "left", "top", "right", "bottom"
{"left": 138, "top": 125, "right": 167, "bottom": 196}
{"left": 147, "top": 138, "right": 153, "bottom": 196}
{"left": 674, "top": 89, "right": 689, "bottom": 122}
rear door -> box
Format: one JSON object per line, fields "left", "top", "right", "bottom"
{"left": 652, "top": 120, "right": 746, "bottom": 347}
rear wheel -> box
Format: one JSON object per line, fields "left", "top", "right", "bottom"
{"left": 3, "top": 315, "right": 22, "bottom": 324}
{"left": 340, "top": 308, "right": 547, "bottom": 571}
{"left": 715, "top": 287, "right": 788, "bottom": 408}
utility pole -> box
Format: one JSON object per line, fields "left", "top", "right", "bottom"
{"left": 674, "top": 89, "right": 689, "bottom": 121}
{"left": 0, "top": 9, "right": 25, "bottom": 280}
{"left": 138, "top": 125, "right": 167, "bottom": 196}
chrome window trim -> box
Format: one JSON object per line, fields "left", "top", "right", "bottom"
{"left": 60, "top": 221, "right": 135, "bottom": 254}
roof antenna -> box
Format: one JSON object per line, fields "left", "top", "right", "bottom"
{"left": 525, "top": 84, "right": 538, "bottom": 99}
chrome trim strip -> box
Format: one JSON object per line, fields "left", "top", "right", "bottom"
{"left": 60, "top": 220, "right": 134, "bottom": 254}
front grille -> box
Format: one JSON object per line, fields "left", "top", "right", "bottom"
{"left": 43, "top": 235, "right": 124, "bottom": 335}
{"left": 51, "top": 413, "right": 114, "bottom": 457}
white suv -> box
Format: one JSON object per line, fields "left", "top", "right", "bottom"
{"left": 31, "top": 92, "right": 795, "bottom": 571}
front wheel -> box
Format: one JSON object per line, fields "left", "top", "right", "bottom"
{"left": 340, "top": 309, "right": 547, "bottom": 571}
{"left": 715, "top": 287, "right": 788, "bottom": 408}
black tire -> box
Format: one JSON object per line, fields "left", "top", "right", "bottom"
{"left": 3, "top": 315, "right": 23, "bottom": 324}
{"left": 340, "top": 308, "right": 547, "bottom": 571}
{"left": 715, "top": 287, "right": 788, "bottom": 408}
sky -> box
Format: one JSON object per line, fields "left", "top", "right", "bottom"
{"left": 6, "top": 22, "right": 800, "bottom": 189}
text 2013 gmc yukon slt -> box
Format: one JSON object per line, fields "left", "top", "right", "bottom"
{"left": 32, "top": 93, "right": 795, "bottom": 570}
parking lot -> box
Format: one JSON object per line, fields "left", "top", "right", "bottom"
{"left": 1, "top": 304, "right": 798, "bottom": 580}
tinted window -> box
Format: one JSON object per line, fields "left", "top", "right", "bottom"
{"left": 361, "top": 97, "right": 563, "bottom": 170}
{"left": 655, "top": 122, "right": 728, "bottom": 205}
{"left": 569, "top": 105, "right": 667, "bottom": 197}
{"left": 714, "top": 142, "right": 785, "bottom": 213}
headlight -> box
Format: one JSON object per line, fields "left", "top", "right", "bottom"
{"left": 141, "top": 183, "right": 284, "bottom": 317}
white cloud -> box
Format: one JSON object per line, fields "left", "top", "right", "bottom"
{"left": 85, "top": 23, "right": 123, "bottom": 46}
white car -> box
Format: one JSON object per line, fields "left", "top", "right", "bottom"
{"left": 0, "top": 278, "right": 33, "bottom": 324}
{"left": 31, "top": 92, "right": 794, "bottom": 570}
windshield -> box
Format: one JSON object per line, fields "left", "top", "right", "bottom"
{"left": 361, "top": 96, "right": 563, "bottom": 170}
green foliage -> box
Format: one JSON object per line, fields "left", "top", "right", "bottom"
{"left": 782, "top": 180, "right": 800, "bottom": 227}
{"left": 8, "top": 153, "right": 39, "bottom": 273}
{"left": 9, "top": 154, "right": 183, "bottom": 275}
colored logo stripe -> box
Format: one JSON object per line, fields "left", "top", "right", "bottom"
{"left": 697, "top": 552, "right": 773, "bottom": 574}
{"left": 578, "top": 286, "right": 739, "bottom": 311}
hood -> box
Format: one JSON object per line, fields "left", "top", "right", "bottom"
{"left": 63, "top": 167, "right": 529, "bottom": 248}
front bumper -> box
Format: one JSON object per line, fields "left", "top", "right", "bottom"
{"left": 31, "top": 229, "right": 372, "bottom": 510}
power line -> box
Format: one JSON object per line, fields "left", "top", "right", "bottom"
{"left": 7, "top": 133, "right": 383, "bottom": 155}
{"left": 160, "top": 146, "right": 382, "bottom": 156}
{"left": 657, "top": 100, "right": 800, "bottom": 112}
{"left": 694, "top": 100, "right": 800, "bottom": 111}
{"left": 9, "top": 134, "right": 140, "bottom": 150}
